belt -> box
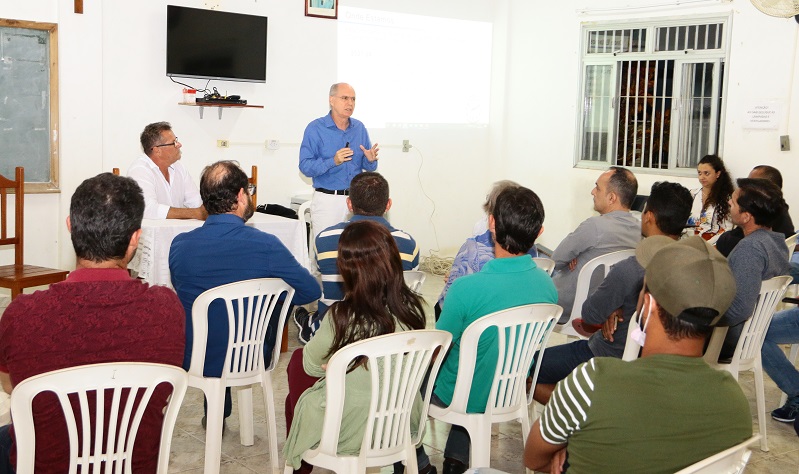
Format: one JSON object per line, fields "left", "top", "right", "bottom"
{"left": 316, "top": 188, "right": 349, "bottom": 196}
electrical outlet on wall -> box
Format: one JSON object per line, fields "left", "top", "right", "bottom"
{"left": 217, "top": 140, "right": 229, "bottom": 148}
{"left": 266, "top": 140, "right": 280, "bottom": 150}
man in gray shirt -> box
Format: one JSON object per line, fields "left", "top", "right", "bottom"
{"left": 533, "top": 182, "right": 692, "bottom": 404}
{"left": 719, "top": 178, "right": 791, "bottom": 360}
{"left": 551, "top": 166, "right": 641, "bottom": 322}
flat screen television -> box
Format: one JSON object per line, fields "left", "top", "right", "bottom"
{"left": 166, "top": 5, "right": 268, "bottom": 83}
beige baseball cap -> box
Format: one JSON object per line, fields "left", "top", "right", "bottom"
{"left": 635, "top": 235, "right": 736, "bottom": 325}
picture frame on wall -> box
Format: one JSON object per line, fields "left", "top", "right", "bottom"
{"left": 305, "top": 0, "right": 337, "bottom": 19}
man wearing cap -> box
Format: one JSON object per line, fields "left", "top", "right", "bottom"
{"left": 532, "top": 181, "right": 692, "bottom": 405}
{"left": 524, "top": 236, "right": 752, "bottom": 473}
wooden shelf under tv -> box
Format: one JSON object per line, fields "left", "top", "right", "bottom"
{"left": 179, "top": 102, "right": 264, "bottom": 120}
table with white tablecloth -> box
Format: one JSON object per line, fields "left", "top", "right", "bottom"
{"left": 129, "top": 213, "right": 310, "bottom": 288}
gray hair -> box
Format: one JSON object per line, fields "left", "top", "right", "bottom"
{"left": 483, "top": 180, "right": 521, "bottom": 214}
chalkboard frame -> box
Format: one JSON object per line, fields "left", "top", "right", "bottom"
{"left": 0, "top": 18, "right": 59, "bottom": 193}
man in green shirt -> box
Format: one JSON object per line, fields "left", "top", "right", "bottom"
{"left": 419, "top": 185, "right": 557, "bottom": 474}
{"left": 524, "top": 236, "right": 752, "bottom": 473}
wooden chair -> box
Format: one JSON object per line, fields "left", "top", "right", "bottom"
{"left": 249, "top": 165, "right": 258, "bottom": 207}
{"left": 0, "top": 167, "right": 68, "bottom": 299}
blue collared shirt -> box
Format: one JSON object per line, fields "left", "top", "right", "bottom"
{"left": 169, "top": 213, "right": 321, "bottom": 376}
{"left": 299, "top": 112, "right": 377, "bottom": 189}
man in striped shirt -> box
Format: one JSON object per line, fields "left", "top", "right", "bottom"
{"left": 524, "top": 236, "right": 752, "bottom": 473}
{"left": 292, "top": 172, "right": 419, "bottom": 343}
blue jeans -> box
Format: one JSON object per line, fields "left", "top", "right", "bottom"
{"left": 414, "top": 394, "right": 470, "bottom": 468}
{"left": 534, "top": 340, "right": 594, "bottom": 385}
{"left": 762, "top": 307, "right": 799, "bottom": 398}
{"left": 0, "top": 424, "right": 14, "bottom": 474}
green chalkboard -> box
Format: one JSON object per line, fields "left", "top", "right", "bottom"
{"left": 0, "top": 20, "right": 58, "bottom": 192}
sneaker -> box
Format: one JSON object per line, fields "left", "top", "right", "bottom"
{"left": 293, "top": 307, "right": 310, "bottom": 331}
{"left": 297, "top": 310, "right": 317, "bottom": 345}
{"left": 771, "top": 395, "right": 799, "bottom": 423}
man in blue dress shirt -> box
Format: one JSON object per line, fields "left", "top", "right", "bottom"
{"left": 170, "top": 160, "right": 320, "bottom": 427}
{"left": 299, "top": 83, "right": 380, "bottom": 241}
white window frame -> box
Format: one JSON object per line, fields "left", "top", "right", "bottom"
{"left": 574, "top": 14, "right": 732, "bottom": 176}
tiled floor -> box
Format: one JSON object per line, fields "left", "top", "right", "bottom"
{"left": 160, "top": 273, "right": 798, "bottom": 473}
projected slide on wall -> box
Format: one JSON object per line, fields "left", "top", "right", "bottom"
{"left": 338, "top": 7, "right": 492, "bottom": 129}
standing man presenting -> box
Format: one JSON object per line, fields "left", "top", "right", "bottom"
{"left": 299, "top": 83, "right": 380, "bottom": 239}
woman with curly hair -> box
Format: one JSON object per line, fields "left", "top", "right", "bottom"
{"left": 688, "top": 154, "right": 734, "bottom": 242}
{"left": 283, "top": 220, "right": 432, "bottom": 474}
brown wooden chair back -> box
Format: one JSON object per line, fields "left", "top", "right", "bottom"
{"left": 0, "top": 167, "right": 26, "bottom": 266}
{"left": 0, "top": 167, "right": 68, "bottom": 299}
{"left": 248, "top": 165, "right": 258, "bottom": 207}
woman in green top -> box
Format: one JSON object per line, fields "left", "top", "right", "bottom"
{"left": 284, "top": 220, "right": 430, "bottom": 473}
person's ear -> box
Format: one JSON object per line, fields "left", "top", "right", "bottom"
{"left": 488, "top": 214, "right": 496, "bottom": 233}
{"left": 66, "top": 216, "right": 72, "bottom": 234}
{"left": 346, "top": 197, "right": 354, "bottom": 213}
{"left": 384, "top": 198, "right": 392, "bottom": 213}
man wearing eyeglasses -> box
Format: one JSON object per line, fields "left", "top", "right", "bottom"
{"left": 128, "top": 121, "right": 207, "bottom": 220}
{"left": 299, "top": 83, "right": 380, "bottom": 241}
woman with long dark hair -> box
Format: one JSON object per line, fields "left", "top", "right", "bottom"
{"left": 283, "top": 220, "right": 430, "bottom": 473}
{"left": 688, "top": 154, "right": 734, "bottom": 242}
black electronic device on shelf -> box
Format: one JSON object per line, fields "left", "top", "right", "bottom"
{"left": 197, "top": 92, "right": 247, "bottom": 105}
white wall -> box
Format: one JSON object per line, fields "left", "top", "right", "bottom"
{"left": 502, "top": 0, "right": 799, "bottom": 250}
{"left": 2, "top": 0, "right": 799, "bottom": 279}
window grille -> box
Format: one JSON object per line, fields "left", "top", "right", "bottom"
{"left": 576, "top": 17, "right": 729, "bottom": 173}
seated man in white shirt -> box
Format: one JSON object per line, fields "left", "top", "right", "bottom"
{"left": 128, "top": 121, "right": 207, "bottom": 220}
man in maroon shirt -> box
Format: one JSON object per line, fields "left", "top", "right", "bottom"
{"left": 0, "top": 173, "right": 186, "bottom": 473}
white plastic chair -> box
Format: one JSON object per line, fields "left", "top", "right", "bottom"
{"left": 11, "top": 362, "right": 187, "bottom": 474}
{"left": 555, "top": 249, "right": 635, "bottom": 338}
{"left": 298, "top": 200, "right": 312, "bottom": 253}
{"left": 188, "top": 278, "right": 295, "bottom": 474}
{"left": 703, "top": 275, "right": 793, "bottom": 452}
{"left": 403, "top": 270, "right": 427, "bottom": 294}
{"left": 428, "top": 303, "right": 563, "bottom": 469}
{"left": 288, "top": 330, "right": 452, "bottom": 474}
{"left": 621, "top": 310, "right": 642, "bottom": 361}
{"left": 673, "top": 435, "right": 759, "bottom": 474}
{"left": 786, "top": 232, "right": 798, "bottom": 256}
{"left": 532, "top": 257, "right": 555, "bottom": 276}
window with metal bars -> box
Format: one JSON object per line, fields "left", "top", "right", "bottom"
{"left": 577, "top": 17, "right": 729, "bottom": 173}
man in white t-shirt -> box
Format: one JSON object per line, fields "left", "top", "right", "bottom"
{"left": 128, "top": 121, "right": 206, "bottom": 220}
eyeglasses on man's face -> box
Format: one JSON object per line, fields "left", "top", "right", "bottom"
{"left": 337, "top": 96, "right": 356, "bottom": 103}
{"left": 153, "top": 137, "right": 180, "bottom": 149}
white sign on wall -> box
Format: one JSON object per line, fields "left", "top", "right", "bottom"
{"left": 743, "top": 101, "right": 781, "bottom": 130}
